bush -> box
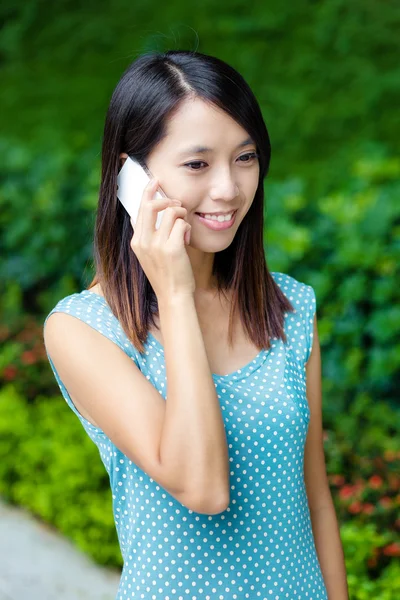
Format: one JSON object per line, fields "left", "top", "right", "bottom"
{"left": 0, "top": 384, "right": 122, "bottom": 567}
{"left": 325, "top": 393, "right": 400, "bottom": 548}
{"left": 341, "top": 521, "right": 400, "bottom": 600}
{"left": 0, "top": 314, "right": 54, "bottom": 400}
{"left": 267, "top": 151, "right": 400, "bottom": 422}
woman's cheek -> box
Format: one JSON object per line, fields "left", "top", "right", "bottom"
{"left": 163, "top": 173, "right": 191, "bottom": 200}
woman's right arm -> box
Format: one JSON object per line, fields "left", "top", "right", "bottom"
{"left": 157, "top": 292, "right": 230, "bottom": 512}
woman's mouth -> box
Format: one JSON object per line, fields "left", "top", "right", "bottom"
{"left": 194, "top": 209, "right": 238, "bottom": 231}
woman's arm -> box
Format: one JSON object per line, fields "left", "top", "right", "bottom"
{"left": 304, "top": 315, "right": 349, "bottom": 600}
{"left": 158, "top": 293, "right": 231, "bottom": 511}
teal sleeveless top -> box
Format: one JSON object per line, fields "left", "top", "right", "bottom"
{"left": 43, "top": 271, "right": 328, "bottom": 599}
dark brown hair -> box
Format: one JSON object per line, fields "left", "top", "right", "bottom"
{"left": 88, "top": 50, "right": 294, "bottom": 354}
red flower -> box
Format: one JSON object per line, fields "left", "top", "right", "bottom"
{"left": 348, "top": 500, "right": 363, "bottom": 514}
{"left": 339, "top": 485, "right": 356, "bottom": 499}
{"left": 379, "top": 496, "right": 392, "bottom": 509}
{"left": 361, "top": 503, "right": 375, "bottom": 515}
{"left": 383, "top": 543, "right": 400, "bottom": 557}
{"left": 3, "top": 365, "right": 18, "bottom": 380}
{"left": 330, "top": 474, "right": 345, "bottom": 486}
{"left": 21, "top": 350, "right": 36, "bottom": 365}
{"left": 368, "top": 475, "right": 383, "bottom": 489}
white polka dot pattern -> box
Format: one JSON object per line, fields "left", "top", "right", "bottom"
{"left": 43, "top": 272, "right": 327, "bottom": 599}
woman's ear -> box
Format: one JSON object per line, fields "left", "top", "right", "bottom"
{"left": 119, "top": 152, "right": 128, "bottom": 168}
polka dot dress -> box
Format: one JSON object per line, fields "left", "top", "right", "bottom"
{"left": 44, "top": 271, "right": 328, "bottom": 599}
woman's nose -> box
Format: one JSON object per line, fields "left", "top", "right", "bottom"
{"left": 209, "top": 177, "right": 239, "bottom": 200}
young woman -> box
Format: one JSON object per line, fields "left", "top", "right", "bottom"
{"left": 43, "top": 50, "right": 348, "bottom": 599}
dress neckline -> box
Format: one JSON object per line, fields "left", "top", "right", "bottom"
{"left": 80, "top": 289, "right": 270, "bottom": 381}
{"left": 145, "top": 329, "right": 267, "bottom": 380}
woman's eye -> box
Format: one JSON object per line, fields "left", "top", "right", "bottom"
{"left": 238, "top": 152, "right": 259, "bottom": 163}
{"left": 185, "top": 161, "right": 206, "bottom": 170}
{"left": 184, "top": 152, "right": 259, "bottom": 171}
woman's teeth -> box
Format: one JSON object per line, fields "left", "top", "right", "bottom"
{"left": 197, "top": 212, "right": 234, "bottom": 222}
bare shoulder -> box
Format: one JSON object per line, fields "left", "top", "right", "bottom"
{"left": 43, "top": 309, "right": 167, "bottom": 481}
{"left": 44, "top": 312, "right": 101, "bottom": 427}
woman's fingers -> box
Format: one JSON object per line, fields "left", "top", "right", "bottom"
{"left": 135, "top": 178, "right": 181, "bottom": 243}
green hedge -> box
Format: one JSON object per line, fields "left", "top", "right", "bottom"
{"left": 1, "top": 1, "right": 398, "bottom": 195}
{"left": 0, "top": 384, "right": 121, "bottom": 566}
{"left": 341, "top": 522, "right": 400, "bottom": 599}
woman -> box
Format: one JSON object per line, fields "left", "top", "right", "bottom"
{"left": 43, "top": 50, "right": 348, "bottom": 599}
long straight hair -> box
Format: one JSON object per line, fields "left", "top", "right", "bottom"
{"left": 87, "top": 50, "right": 294, "bottom": 354}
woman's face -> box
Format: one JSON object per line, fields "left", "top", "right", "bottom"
{"left": 123, "top": 97, "right": 260, "bottom": 251}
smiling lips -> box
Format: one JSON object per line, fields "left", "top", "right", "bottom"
{"left": 195, "top": 210, "right": 238, "bottom": 230}
{"left": 196, "top": 209, "right": 238, "bottom": 217}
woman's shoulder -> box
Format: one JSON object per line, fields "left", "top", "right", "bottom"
{"left": 270, "top": 271, "right": 315, "bottom": 305}
{"left": 43, "top": 289, "right": 121, "bottom": 346}
{"left": 44, "top": 289, "right": 99, "bottom": 323}
{"left": 271, "top": 271, "right": 317, "bottom": 364}
{"left": 43, "top": 288, "right": 143, "bottom": 365}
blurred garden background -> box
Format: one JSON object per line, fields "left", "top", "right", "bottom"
{"left": 0, "top": 1, "right": 399, "bottom": 598}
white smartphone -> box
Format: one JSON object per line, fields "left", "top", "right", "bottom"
{"left": 116, "top": 156, "right": 167, "bottom": 229}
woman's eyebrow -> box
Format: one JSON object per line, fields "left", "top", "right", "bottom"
{"left": 177, "top": 136, "right": 255, "bottom": 157}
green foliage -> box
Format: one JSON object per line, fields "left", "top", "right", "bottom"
{"left": 0, "top": 313, "right": 58, "bottom": 400}
{"left": 267, "top": 151, "right": 400, "bottom": 417}
{"left": 0, "top": 138, "right": 98, "bottom": 324}
{"left": 1, "top": 1, "right": 398, "bottom": 195}
{"left": 0, "top": 384, "right": 122, "bottom": 567}
{"left": 324, "top": 392, "right": 400, "bottom": 573}
{"left": 341, "top": 522, "right": 400, "bottom": 600}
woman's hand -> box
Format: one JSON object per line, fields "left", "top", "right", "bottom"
{"left": 130, "top": 178, "right": 195, "bottom": 301}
